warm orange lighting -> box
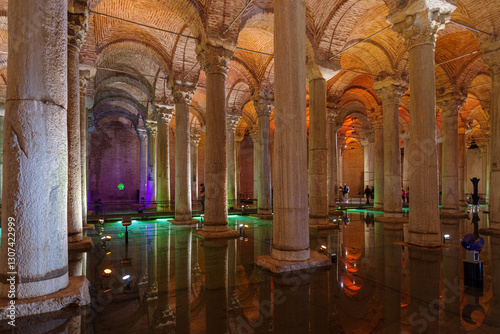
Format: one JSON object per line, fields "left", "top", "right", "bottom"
{"left": 103, "top": 269, "right": 112, "bottom": 278}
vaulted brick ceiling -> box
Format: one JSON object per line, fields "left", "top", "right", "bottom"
{"left": 0, "top": 0, "right": 497, "bottom": 146}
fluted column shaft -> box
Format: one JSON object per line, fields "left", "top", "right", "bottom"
{"left": 226, "top": 114, "right": 240, "bottom": 209}
{"left": 327, "top": 110, "right": 341, "bottom": 209}
{"left": 156, "top": 108, "right": 174, "bottom": 211}
{"left": 0, "top": 0, "right": 69, "bottom": 298}
{"left": 272, "top": 0, "right": 309, "bottom": 261}
{"left": 375, "top": 82, "right": 405, "bottom": 218}
{"left": 372, "top": 116, "right": 384, "bottom": 210}
{"left": 197, "top": 45, "right": 233, "bottom": 232}
{"left": 308, "top": 78, "right": 328, "bottom": 224}
{"left": 391, "top": 6, "right": 455, "bottom": 246}
{"left": 67, "top": 12, "right": 87, "bottom": 242}
{"left": 173, "top": 88, "right": 195, "bottom": 222}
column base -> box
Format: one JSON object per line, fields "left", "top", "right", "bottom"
{"left": 194, "top": 229, "right": 239, "bottom": 240}
{"left": 440, "top": 212, "right": 469, "bottom": 219}
{"left": 68, "top": 237, "right": 93, "bottom": 253}
{"left": 83, "top": 224, "right": 95, "bottom": 231}
{"left": 168, "top": 219, "right": 198, "bottom": 226}
{"left": 0, "top": 276, "right": 90, "bottom": 320}
{"left": 459, "top": 201, "right": 468, "bottom": 208}
{"left": 256, "top": 250, "right": 331, "bottom": 274}
{"left": 478, "top": 227, "right": 500, "bottom": 236}
{"left": 328, "top": 209, "right": 345, "bottom": 215}
{"left": 383, "top": 211, "right": 403, "bottom": 219}
{"left": 374, "top": 216, "right": 408, "bottom": 224}
{"left": 309, "top": 223, "right": 338, "bottom": 230}
{"left": 68, "top": 232, "right": 83, "bottom": 243}
{"left": 251, "top": 214, "right": 274, "bottom": 220}
{"left": 309, "top": 215, "right": 329, "bottom": 226}
{"left": 407, "top": 231, "right": 442, "bottom": 248}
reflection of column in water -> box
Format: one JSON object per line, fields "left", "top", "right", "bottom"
{"left": 273, "top": 272, "right": 310, "bottom": 332}
{"left": 408, "top": 247, "right": 442, "bottom": 333}
{"left": 384, "top": 224, "right": 403, "bottom": 333}
{"left": 152, "top": 226, "right": 173, "bottom": 330}
{"left": 329, "top": 227, "right": 342, "bottom": 330}
{"left": 69, "top": 251, "right": 84, "bottom": 277}
{"left": 375, "top": 223, "right": 385, "bottom": 305}
{"left": 146, "top": 224, "right": 157, "bottom": 298}
{"left": 310, "top": 268, "right": 329, "bottom": 333}
{"left": 204, "top": 239, "right": 229, "bottom": 333}
{"left": 256, "top": 223, "right": 272, "bottom": 333}
{"left": 175, "top": 227, "right": 193, "bottom": 333}
{"left": 227, "top": 238, "right": 242, "bottom": 316}
{"left": 484, "top": 235, "right": 500, "bottom": 328}
{"left": 441, "top": 219, "right": 461, "bottom": 332}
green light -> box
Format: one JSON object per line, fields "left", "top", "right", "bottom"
{"left": 118, "top": 183, "right": 125, "bottom": 190}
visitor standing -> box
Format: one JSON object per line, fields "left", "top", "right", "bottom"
{"left": 343, "top": 184, "right": 350, "bottom": 202}
{"left": 364, "top": 185, "right": 371, "bottom": 204}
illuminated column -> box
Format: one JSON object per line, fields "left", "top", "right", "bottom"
{"left": 67, "top": 11, "right": 87, "bottom": 243}
{"left": 146, "top": 120, "right": 157, "bottom": 206}
{"left": 0, "top": 107, "right": 3, "bottom": 203}
{"left": 371, "top": 113, "right": 384, "bottom": 210}
{"left": 481, "top": 42, "right": 500, "bottom": 228}
{"left": 235, "top": 132, "right": 245, "bottom": 202}
{"left": 226, "top": 112, "right": 240, "bottom": 210}
{"left": 437, "top": 92, "right": 465, "bottom": 214}
{"left": 308, "top": 78, "right": 328, "bottom": 225}
{"left": 156, "top": 106, "right": 174, "bottom": 211}
{"left": 0, "top": 0, "right": 69, "bottom": 298}
{"left": 390, "top": 3, "right": 456, "bottom": 246}
{"left": 458, "top": 130, "right": 467, "bottom": 207}
{"left": 204, "top": 240, "right": 229, "bottom": 332}
{"left": 327, "top": 106, "right": 341, "bottom": 209}
{"left": 138, "top": 128, "right": 149, "bottom": 203}
{"left": 252, "top": 92, "right": 273, "bottom": 216}
{"left": 384, "top": 225, "right": 403, "bottom": 333}
{"left": 175, "top": 227, "right": 193, "bottom": 332}
{"left": 173, "top": 86, "right": 196, "bottom": 223}
{"left": 250, "top": 127, "right": 259, "bottom": 200}
{"left": 197, "top": 45, "right": 237, "bottom": 235}
{"left": 190, "top": 131, "right": 201, "bottom": 202}
{"left": 402, "top": 134, "right": 410, "bottom": 190}
{"left": 375, "top": 79, "right": 406, "bottom": 218}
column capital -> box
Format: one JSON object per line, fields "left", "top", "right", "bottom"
{"left": 369, "top": 112, "right": 384, "bottom": 129}
{"left": 436, "top": 89, "right": 467, "bottom": 117}
{"left": 190, "top": 131, "right": 201, "bottom": 147}
{"left": 79, "top": 76, "right": 88, "bottom": 93}
{"left": 401, "top": 132, "right": 410, "bottom": 141}
{"left": 172, "top": 84, "right": 195, "bottom": 105}
{"left": 249, "top": 127, "right": 259, "bottom": 142}
{"left": 68, "top": 11, "right": 88, "bottom": 51}
{"left": 196, "top": 44, "right": 233, "bottom": 75}
{"left": 391, "top": 9, "right": 452, "bottom": 51}
{"left": 365, "top": 129, "right": 375, "bottom": 143}
{"left": 137, "top": 128, "right": 148, "bottom": 141}
{"left": 235, "top": 131, "right": 245, "bottom": 142}
{"left": 373, "top": 76, "right": 407, "bottom": 105}
{"left": 146, "top": 120, "right": 158, "bottom": 138}
{"left": 227, "top": 113, "right": 241, "bottom": 132}
{"left": 480, "top": 40, "right": 500, "bottom": 75}
{"left": 252, "top": 90, "right": 274, "bottom": 117}
{"left": 156, "top": 105, "right": 175, "bottom": 123}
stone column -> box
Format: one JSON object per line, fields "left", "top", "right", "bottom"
{"left": 375, "top": 80, "right": 406, "bottom": 218}
{"left": 0, "top": 0, "right": 69, "bottom": 298}
{"left": 67, "top": 11, "right": 87, "bottom": 243}
{"left": 190, "top": 131, "right": 201, "bottom": 202}
{"left": 156, "top": 106, "right": 174, "bottom": 211}
{"left": 146, "top": 120, "right": 157, "bottom": 206}
{"left": 438, "top": 93, "right": 465, "bottom": 214}
{"left": 458, "top": 130, "right": 467, "bottom": 207}
{"left": 479, "top": 141, "right": 488, "bottom": 201}
{"left": 226, "top": 113, "right": 240, "bottom": 210}
{"left": 402, "top": 135, "right": 410, "bottom": 190}
{"left": 172, "top": 86, "right": 197, "bottom": 224}
{"left": 250, "top": 127, "right": 259, "bottom": 200}
{"left": 253, "top": 93, "right": 273, "bottom": 216}
{"left": 138, "top": 128, "right": 149, "bottom": 203}
{"left": 390, "top": 4, "right": 456, "bottom": 246}
{"left": 327, "top": 107, "right": 341, "bottom": 209}
{"left": 197, "top": 45, "right": 237, "bottom": 235}
{"left": 235, "top": 132, "right": 245, "bottom": 201}
{"left": 308, "top": 78, "right": 328, "bottom": 225}
{"left": 371, "top": 113, "right": 384, "bottom": 210}
{"left": 79, "top": 70, "right": 91, "bottom": 224}
{"left": 270, "top": 0, "right": 309, "bottom": 261}
{"left": 0, "top": 108, "right": 3, "bottom": 203}
{"left": 481, "top": 41, "right": 500, "bottom": 228}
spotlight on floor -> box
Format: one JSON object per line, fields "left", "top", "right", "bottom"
{"left": 98, "top": 219, "right": 104, "bottom": 224}
{"left": 319, "top": 245, "right": 327, "bottom": 253}
{"left": 122, "top": 274, "right": 130, "bottom": 281}
{"left": 103, "top": 269, "right": 112, "bottom": 278}
{"left": 443, "top": 234, "right": 450, "bottom": 244}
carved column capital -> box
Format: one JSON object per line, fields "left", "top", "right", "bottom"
{"left": 190, "top": 131, "right": 201, "bottom": 147}
{"left": 137, "top": 128, "right": 148, "bottom": 141}
{"left": 226, "top": 114, "right": 241, "bottom": 132}
{"left": 156, "top": 105, "right": 175, "bottom": 123}
{"left": 249, "top": 127, "right": 259, "bottom": 142}
{"left": 391, "top": 9, "right": 451, "bottom": 51}
{"left": 369, "top": 113, "right": 384, "bottom": 130}
{"left": 172, "top": 84, "right": 195, "bottom": 105}
{"left": 252, "top": 90, "right": 274, "bottom": 117}
{"left": 235, "top": 131, "right": 245, "bottom": 142}
{"left": 481, "top": 40, "right": 500, "bottom": 75}
{"left": 437, "top": 89, "right": 468, "bottom": 117}
{"left": 68, "top": 11, "right": 88, "bottom": 51}
{"left": 374, "top": 77, "right": 407, "bottom": 105}
{"left": 146, "top": 120, "right": 158, "bottom": 138}
{"left": 196, "top": 44, "right": 233, "bottom": 75}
